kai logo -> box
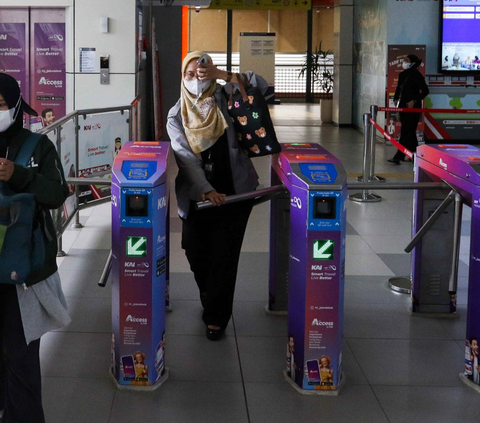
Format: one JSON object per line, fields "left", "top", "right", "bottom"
{"left": 312, "top": 319, "right": 334, "bottom": 328}
{"left": 111, "top": 194, "right": 117, "bottom": 207}
{"left": 125, "top": 262, "right": 135, "bottom": 268}
{"left": 0, "top": 34, "right": 7, "bottom": 40}
{"left": 311, "top": 265, "right": 323, "bottom": 271}
{"left": 158, "top": 196, "right": 167, "bottom": 209}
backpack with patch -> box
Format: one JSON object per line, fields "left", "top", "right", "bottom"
{"left": 0, "top": 132, "right": 45, "bottom": 284}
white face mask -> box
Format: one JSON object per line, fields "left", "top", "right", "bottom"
{"left": 183, "top": 78, "right": 211, "bottom": 97}
{"left": 0, "top": 96, "right": 21, "bottom": 133}
{"left": 402, "top": 61, "right": 413, "bottom": 70}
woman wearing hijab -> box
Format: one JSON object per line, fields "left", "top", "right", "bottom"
{"left": 0, "top": 73, "right": 70, "bottom": 423}
{"left": 388, "top": 54, "right": 429, "bottom": 164}
{"left": 167, "top": 52, "right": 267, "bottom": 341}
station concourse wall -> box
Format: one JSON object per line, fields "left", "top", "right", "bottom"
{"left": 1, "top": 0, "right": 140, "bottom": 112}
{"left": 353, "top": 0, "right": 440, "bottom": 130}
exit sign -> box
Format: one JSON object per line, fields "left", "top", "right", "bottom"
{"left": 313, "top": 239, "right": 334, "bottom": 260}
{"left": 126, "top": 236, "right": 147, "bottom": 257}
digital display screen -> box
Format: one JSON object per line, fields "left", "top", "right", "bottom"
{"left": 440, "top": 0, "right": 480, "bottom": 73}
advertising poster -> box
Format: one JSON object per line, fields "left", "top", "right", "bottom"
{"left": 0, "top": 23, "right": 28, "bottom": 109}
{"left": 386, "top": 45, "right": 426, "bottom": 142}
{"left": 77, "top": 112, "right": 130, "bottom": 202}
{"left": 31, "top": 23, "right": 66, "bottom": 131}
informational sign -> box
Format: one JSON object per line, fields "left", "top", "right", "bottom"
{"left": 127, "top": 236, "right": 148, "bottom": 257}
{"left": 313, "top": 240, "right": 334, "bottom": 260}
{"left": 386, "top": 45, "right": 426, "bottom": 142}
{"left": 0, "top": 23, "right": 28, "bottom": 107}
{"left": 209, "top": 0, "right": 311, "bottom": 10}
{"left": 31, "top": 23, "right": 66, "bottom": 130}
{"left": 239, "top": 33, "right": 276, "bottom": 86}
{"left": 79, "top": 47, "right": 96, "bottom": 73}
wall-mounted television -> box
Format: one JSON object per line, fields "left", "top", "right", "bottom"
{"left": 440, "top": 0, "right": 480, "bottom": 73}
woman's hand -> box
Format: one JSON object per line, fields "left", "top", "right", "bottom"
{"left": 0, "top": 159, "right": 14, "bottom": 181}
{"left": 197, "top": 63, "right": 222, "bottom": 82}
{"left": 406, "top": 100, "right": 415, "bottom": 108}
{"left": 202, "top": 190, "right": 226, "bottom": 206}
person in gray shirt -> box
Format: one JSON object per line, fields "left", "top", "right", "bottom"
{"left": 167, "top": 52, "right": 267, "bottom": 341}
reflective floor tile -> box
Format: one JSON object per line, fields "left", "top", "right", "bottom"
{"left": 345, "top": 253, "right": 395, "bottom": 276}
{"left": 169, "top": 272, "right": 200, "bottom": 301}
{"left": 348, "top": 338, "right": 464, "bottom": 387}
{"left": 346, "top": 235, "right": 377, "bottom": 255}
{"left": 345, "top": 303, "right": 451, "bottom": 340}
{"left": 348, "top": 217, "right": 411, "bottom": 236}
{"left": 344, "top": 275, "right": 410, "bottom": 305}
{"left": 372, "top": 385, "right": 480, "bottom": 423}
{"left": 165, "top": 300, "right": 234, "bottom": 337}
{"left": 70, "top": 228, "right": 111, "bottom": 250}
{"left": 166, "top": 334, "right": 242, "bottom": 382}
{"left": 233, "top": 302, "right": 287, "bottom": 337}
{"left": 43, "top": 377, "right": 115, "bottom": 423}
{"left": 233, "top": 272, "right": 269, "bottom": 302}
{"left": 109, "top": 381, "right": 248, "bottom": 423}
{"left": 58, "top": 248, "right": 111, "bottom": 272}
{"left": 245, "top": 383, "right": 388, "bottom": 423}
{"left": 237, "top": 336, "right": 286, "bottom": 384}
{"left": 59, "top": 269, "right": 111, "bottom": 298}
{"left": 377, "top": 253, "right": 412, "bottom": 277}
{"left": 362, "top": 235, "right": 413, "bottom": 255}
{"left": 437, "top": 305, "right": 468, "bottom": 340}
{"left": 40, "top": 331, "right": 111, "bottom": 379}
{"left": 59, "top": 296, "right": 111, "bottom": 333}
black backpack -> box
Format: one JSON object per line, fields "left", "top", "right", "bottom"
{"left": 0, "top": 132, "right": 45, "bottom": 284}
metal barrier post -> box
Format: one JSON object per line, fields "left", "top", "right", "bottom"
{"left": 55, "top": 125, "right": 67, "bottom": 256}
{"left": 71, "top": 114, "right": 83, "bottom": 229}
{"left": 349, "top": 114, "right": 382, "bottom": 203}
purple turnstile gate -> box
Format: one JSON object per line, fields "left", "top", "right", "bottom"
{"left": 111, "top": 141, "right": 170, "bottom": 390}
{"left": 270, "top": 143, "right": 347, "bottom": 394}
{"left": 415, "top": 144, "right": 480, "bottom": 391}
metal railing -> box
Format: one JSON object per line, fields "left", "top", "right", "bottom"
{"left": 38, "top": 99, "right": 139, "bottom": 254}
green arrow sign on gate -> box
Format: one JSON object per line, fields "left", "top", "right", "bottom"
{"left": 313, "top": 240, "right": 334, "bottom": 260}
{"left": 127, "top": 236, "right": 147, "bottom": 257}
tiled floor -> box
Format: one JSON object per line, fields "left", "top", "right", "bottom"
{"left": 43, "top": 104, "right": 478, "bottom": 423}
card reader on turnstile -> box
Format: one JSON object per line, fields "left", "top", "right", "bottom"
{"left": 111, "top": 141, "right": 170, "bottom": 390}
{"left": 270, "top": 143, "right": 347, "bottom": 394}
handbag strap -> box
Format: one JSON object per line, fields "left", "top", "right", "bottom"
{"left": 228, "top": 73, "right": 251, "bottom": 108}
{"left": 15, "top": 132, "right": 42, "bottom": 167}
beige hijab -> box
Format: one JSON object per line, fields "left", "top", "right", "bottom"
{"left": 180, "top": 51, "right": 228, "bottom": 155}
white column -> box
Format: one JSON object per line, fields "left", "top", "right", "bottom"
{"left": 333, "top": 0, "right": 353, "bottom": 125}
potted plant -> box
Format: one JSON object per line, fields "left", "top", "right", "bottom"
{"left": 299, "top": 42, "right": 334, "bottom": 123}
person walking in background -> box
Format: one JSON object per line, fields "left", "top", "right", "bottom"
{"left": 0, "top": 73, "right": 70, "bottom": 423}
{"left": 388, "top": 54, "right": 429, "bottom": 165}
{"left": 167, "top": 52, "right": 267, "bottom": 341}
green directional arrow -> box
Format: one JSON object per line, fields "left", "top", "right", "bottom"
{"left": 127, "top": 237, "right": 147, "bottom": 257}
{"left": 313, "top": 240, "right": 334, "bottom": 260}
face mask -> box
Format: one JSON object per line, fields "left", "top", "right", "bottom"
{"left": 402, "top": 61, "right": 413, "bottom": 70}
{"left": 0, "top": 96, "right": 21, "bottom": 133}
{"left": 183, "top": 78, "right": 211, "bottom": 97}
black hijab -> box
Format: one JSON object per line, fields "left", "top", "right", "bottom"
{"left": 0, "top": 73, "right": 38, "bottom": 140}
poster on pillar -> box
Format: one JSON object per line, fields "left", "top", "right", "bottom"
{"left": 386, "top": 45, "right": 426, "bottom": 144}
{"left": 0, "top": 23, "right": 28, "bottom": 125}
{"left": 31, "top": 23, "right": 66, "bottom": 132}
